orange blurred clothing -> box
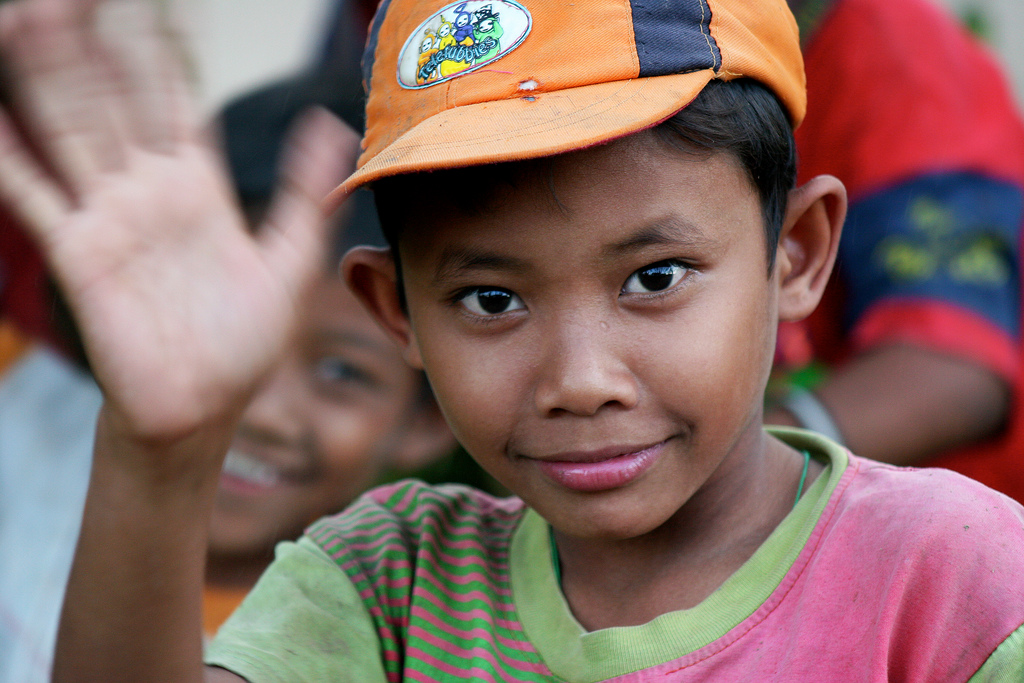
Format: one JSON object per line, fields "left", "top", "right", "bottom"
{"left": 203, "top": 584, "right": 250, "bottom": 637}
{"left": 0, "top": 319, "right": 29, "bottom": 376}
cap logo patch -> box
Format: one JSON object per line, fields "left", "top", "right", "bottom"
{"left": 397, "top": 1, "right": 531, "bottom": 89}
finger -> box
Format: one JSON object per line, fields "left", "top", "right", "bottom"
{"left": 1, "top": 0, "right": 121, "bottom": 181}
{"left": 0, "top": 105, "right": 72, "bottom": 242}
{"left": 94, "top": 0, "right": 199, "bottom": 151}
{"left": 158, "top": 20, "right": 202, "bottom": 146}
{"left": 0, "top": 0, "right": 127, "bottom": 192}
{"left": 259, "top": 108, "right": 360, "bottom": 296}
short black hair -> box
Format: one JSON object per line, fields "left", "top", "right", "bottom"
{"left": 219, "top": 71, "right": 386, "bottom": 269}
{"left": 374, "top": 78, "right": 796, "bottom": 271}
{"left": 655, "top": 78, "right": 797, "bottom": 269}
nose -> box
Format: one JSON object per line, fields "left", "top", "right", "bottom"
{"left": 239, "top": 359, "right": 305, "bottom": 444}
{"left": 533, "top": 319, "right": 639, "bottom": 417}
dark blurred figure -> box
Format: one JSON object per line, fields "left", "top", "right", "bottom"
{"left": 769, "top": 0, "right": 1024, "bottom": 503}
{"left": 0, "top": 2, "right": 373, "bottom": 678}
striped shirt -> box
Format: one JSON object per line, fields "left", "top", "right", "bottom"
{"left": 309, "top": 482, "right": 545, "bottom": 682}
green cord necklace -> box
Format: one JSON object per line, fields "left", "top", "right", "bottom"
{"left": 794, "top": 449, "right": 811, "bottom": 507}
{"left": 550, "top": 526, "right": 561, "bottom": 587}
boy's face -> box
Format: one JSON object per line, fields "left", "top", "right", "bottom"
{"left": 208, "top": 275, "right": 434, "bottom": 557}
{"left": 395, "top": 134, "right": 780, "bottom": 540}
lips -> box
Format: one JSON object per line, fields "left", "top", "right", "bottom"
{"left": 532, "top": 440, "right": 666, "bottom": 492}
{"left": 219, "top": 448, "right": 318, "bottom": 495}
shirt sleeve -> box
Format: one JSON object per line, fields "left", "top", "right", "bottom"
{"left": 969, "top": 621, "right": 1024, "bottom": 682}
{"left": 838, "top": 171, "right": 1021, "bottom": 380}
{"left": 204, "top": 536, "right": 388, "bottom": 683}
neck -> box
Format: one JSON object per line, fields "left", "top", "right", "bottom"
{"left": 553, "top": 425, "right": 813, "bottom": 630}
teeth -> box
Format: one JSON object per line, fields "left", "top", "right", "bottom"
{"left": 222, "top": 450, "right": 282, "bottom": 488}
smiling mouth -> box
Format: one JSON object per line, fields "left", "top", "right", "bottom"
{"left": 532, "top": 440, "right": 667, "bottom": 493}
{"left": 219, "top": 449, "right": 295, "bottom": 493}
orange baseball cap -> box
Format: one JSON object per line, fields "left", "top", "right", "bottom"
{"left": 329, "top": 0, "right": 804, "bottom": 203}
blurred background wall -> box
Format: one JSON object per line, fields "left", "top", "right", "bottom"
{"left": 939, "top": 0, "right": 1024, "bottom": 108}
{"left": 168, "top": 0, "right": 335, "bottom": 114}
{"left": 170, "top": 0, "right": 1023, "bottom": 117}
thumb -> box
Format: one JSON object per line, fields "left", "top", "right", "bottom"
{"left": 258, "top": 107, "right": 360, "bottom": 296}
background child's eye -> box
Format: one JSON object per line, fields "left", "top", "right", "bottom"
{"left": 312, "top": 357, "right": 376, "bottom": 390}
{"left": 458, "top": 287, "right": 525, "bottom": 316}
{"left": 622, "top": 260, "right": 689, "bottom": 294}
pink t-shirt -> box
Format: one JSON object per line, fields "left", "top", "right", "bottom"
{"left": 208, "top": 429, "right": 1024, "bottom": 681}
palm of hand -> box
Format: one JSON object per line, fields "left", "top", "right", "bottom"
{"left": 53, "top": 146, "right": 302, "bottom": 437}
{"left": 0, "top": 0, "right": 356, "bottom": 440}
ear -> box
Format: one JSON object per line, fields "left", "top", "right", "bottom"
{"left": 775, "top": 175, "right": 847, "bottom": 321}
{"left": 390, "top": 395, "right": 458, "bottom": 472}
{"left": 342, "top": 246, "right": 425, "bottom": 368}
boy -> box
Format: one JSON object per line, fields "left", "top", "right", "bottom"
{"left": 202, "top": 218, "right": 456, "bottom": 636}
{"left": 0, "top": 1, "right": 1020, "bottom": 682}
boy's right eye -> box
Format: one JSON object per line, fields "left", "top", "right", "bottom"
{"left": 457, "top": 287, "right": 525, "bottom": 316}
{"left": 621, "top": 259, "right": 691, "bottom": 295}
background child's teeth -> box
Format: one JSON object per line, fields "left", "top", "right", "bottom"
{"left": 223, "top": 450, "right": 281, "bottom": 487}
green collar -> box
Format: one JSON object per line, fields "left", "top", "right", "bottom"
{"left": 512, "top": 428, "right": 848, "bottom": 683}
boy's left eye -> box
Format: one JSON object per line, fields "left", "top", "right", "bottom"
{"left": 622, "top": 259, "right": 690, "bottom": 294}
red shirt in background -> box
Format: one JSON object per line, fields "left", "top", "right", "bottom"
{"left": 785, "top": 0, "right": 1024, "bottom": 501}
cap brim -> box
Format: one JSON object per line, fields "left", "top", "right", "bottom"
{"left": 325, "top": 69, "right": 715, "bottom": 210}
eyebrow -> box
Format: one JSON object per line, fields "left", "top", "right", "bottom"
{"left": 432, "top": 246, "right": 531, "bottom": 284}
{"left": 431, "top": 217, "right": 710, "bottom": 283}
{"left": 603, "top": 218, "right": 711, "bottom": 258}
{"left": 314, "top": 330, "right": 388, "bottom": 353}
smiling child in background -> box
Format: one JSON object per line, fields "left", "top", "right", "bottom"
{"left": 0, "top": 67, "right": 456, "bottom": 680}
{"left": 202, "top": 75, "right": 455, "bottom": 635}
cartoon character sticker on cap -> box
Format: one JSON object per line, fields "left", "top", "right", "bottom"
{"left": 398, "top": 1, "right": 531, "bottom": 89}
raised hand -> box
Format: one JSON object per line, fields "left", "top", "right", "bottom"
{"left": 0, "top": 0, "right": 357, "bottom": 444}
{"left": 0, "top": 1, "right": 360, "bottom": 679}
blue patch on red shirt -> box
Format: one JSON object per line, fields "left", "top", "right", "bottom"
{"left": 839, "top": 172, "right": 1022, "bottom": 338}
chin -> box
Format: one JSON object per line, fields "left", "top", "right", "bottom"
{"left": 537, "top": 489, "right": 683, "bottom": 541}
{"left": 564, "top": 519, "right": 664, "bottom": 541}
{"left": 207, "top": 537, "right": 261, "bottom": 562}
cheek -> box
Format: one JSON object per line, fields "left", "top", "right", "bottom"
{"left": 418, "top": 333, "right": 531, "bottom": 455}
{"left": 641, "top": 279, "right": 774, "bottom": 423}
{"left": 309, "top": 406, "right": 399, "bottom": 489}
{"left": 700, "top": 279, "right": 776, "bottom": 418}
